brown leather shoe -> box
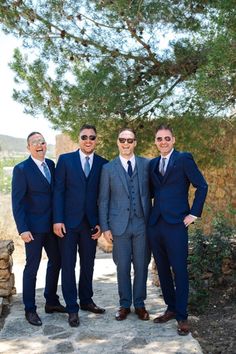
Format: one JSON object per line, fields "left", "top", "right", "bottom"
{"left": 80, "top": 303, "right": 105, "bottom": 314}
{"left": 135, "top": 307, "right": 149, "bottom": 321}
{"left": 153, "top": 310, "right": 176, "bottom": 323}
{"left": 68, "top": 312, "right": 80, "bottom": 327}
{"left": 115, "top": 307, "right": 131, "bottom": 321}
{"left": 177, "top": 320, "right": 190, "bottom": 336}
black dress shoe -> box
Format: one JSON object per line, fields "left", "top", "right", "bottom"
{"left": 45, "top": 303, "right": 66, "bottom": 313}
{"left": 80, "top": 303, "right": 105, "bottom": 314}
{"left": 25, "top": 312, "right": 42, "bottom": 326}
{"left": 68, "top": 313, "right": 80, "bottom": 327}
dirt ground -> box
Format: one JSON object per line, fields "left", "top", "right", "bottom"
{"left": 1, "top": 193, "right": 236, "bottom": 353}
{"left": 190, "top": 287, "right": 236, "bottom": 354}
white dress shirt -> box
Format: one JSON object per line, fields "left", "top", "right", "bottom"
{"left": 119, "top": 154, "right": 136, "bottom": 173}
{"left": 79, "top": 150, "right": 94, "bottom": 171}
{"left": 31, "top": 156, "right": 49, "bottom": 179}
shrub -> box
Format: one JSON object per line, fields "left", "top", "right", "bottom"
{"left": 188, "top": 214, "right": 235, "bottom": 312}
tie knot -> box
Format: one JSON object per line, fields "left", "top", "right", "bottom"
{"left": 86, "top": 156, "right": 90, "bottom": 161}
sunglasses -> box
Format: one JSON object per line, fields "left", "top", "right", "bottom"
{"left": 30, "top": 139, "right": 46, "bottom": 146}
{"left": 118, "top": 138, "right": 136, "bottom": 144}
{"left": 80, "top": 135, "right": 97, "bottom": 141}
{"left": 156, "top": 136, "right": 172, "bottom": 142}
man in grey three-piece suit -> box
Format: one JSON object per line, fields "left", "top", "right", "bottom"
{"left": 99, "top": 128, "right": 151, "bottom": 321}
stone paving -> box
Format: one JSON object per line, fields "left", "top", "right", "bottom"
{"left": 0, "top": 250, "right": 203, "bottom": 354}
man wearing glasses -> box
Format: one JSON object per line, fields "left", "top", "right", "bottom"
{"left": 11, "top": 132, "right": 65, "bottom": 326}
{"left": 53, "top": 124, "right": 108, "bottom": 327}
{"left": 148, "top": 124, "right": 208, "bottom": 335}
{"left": 99, "top": 128, "right": 151, "bottom": 322}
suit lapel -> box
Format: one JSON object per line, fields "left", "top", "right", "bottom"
{"left": 151, "top": 156, "right": 161, "bottom": 184}
{"left": 28, "top": 156, "right": 50, "bottom": 186}
{"left": 162, "top": 149, "right": 178, "bottom": 183}
{"left": 88, "top": 153, "right": 99, "bottom": 181}
{"left": 114, "top": 157, "right": 129, "bottom": 195}
{"left": 136, "top": 157, "right": 143, "bottom": 195}
{"left": 73, "top": 150, "right": 86, "bottom": 183}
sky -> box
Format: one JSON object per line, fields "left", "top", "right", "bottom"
{"left": 0, "top": 32, "right": 60, "bottom": 144}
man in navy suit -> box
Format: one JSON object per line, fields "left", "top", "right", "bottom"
{"left": 11, "top": 132, "right": 65, "bottom": 326}
{"left": 148, "top": 124, "right": 208, "bottom": 335}
{"left": 53, "top": 124, "right": 108, "bottom": 327}
{"left": 99, "top": 128, "right": 151, "bottom": 321}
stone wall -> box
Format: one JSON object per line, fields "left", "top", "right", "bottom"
{"left": 0, "top": 240, "right": 16, "bottom": 315}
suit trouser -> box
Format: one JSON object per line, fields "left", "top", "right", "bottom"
{"left": 23, "top": 232, "right": 61, "bottom": 312}
{"left": 112, "top": 216, "right": 150, "bottom": 308}
{"left": 147, "top": 217, "right": 189, "bottom": 321}
{"left": 58, "top": 218, "right": 97, "bottom": 313}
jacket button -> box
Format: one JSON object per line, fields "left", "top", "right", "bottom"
{"left": 127, "top": 208, "right": 130, "bottom": 211}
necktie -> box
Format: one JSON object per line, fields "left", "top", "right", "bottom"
{"left": 84, "top": 156, "right": 90, "bottom": 177}
{"left": 41, "top": 162, "right": 51, "bottom": 183}
{"left": 160, "top": 157, "right": 166, "bottom": 176}
{"left": 127, "top": 160, "right": 133, "bottom": 177}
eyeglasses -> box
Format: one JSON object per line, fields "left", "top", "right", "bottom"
{"left": 118, "top": 138, "right": 136, "bottom": 144}
{"left": 156, "top": 136, "right": 172, "bottom": 142}
{"left": 80, "top": 135, "right": 97, "bottom": 141}
{"left": 30, "top": 139, "right": 46, "bottom": 146}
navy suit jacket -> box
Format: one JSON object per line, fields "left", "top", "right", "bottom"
{"left": 53, "top": 150, "right": 108, "bottom": 229}
{"left": 149, "top": 149, "right": 208, "bottom": 225}
{"left": 11, "top": 156, "right": 55, "bottom": 234}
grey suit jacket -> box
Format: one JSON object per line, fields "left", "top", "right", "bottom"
{"left": 99, "top": 156, "right": 151, "bottom": 236}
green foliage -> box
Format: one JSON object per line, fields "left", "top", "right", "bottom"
{"left": 188, "top": 214, "right": 235, "bottom": 313}
{"left": 0, "top": 156, "right": 26, "bottom": 194}
{"left": 1, "top": 0, "right": 236, "bottom": 134}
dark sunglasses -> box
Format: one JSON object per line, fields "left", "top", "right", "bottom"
{"left": 80, "top": 135, "right": 96, "bottom": 141}
{"left": 156, "top": 136, "right": 172, "bottom": 142}
{"left": 118, "top": 138, "right": 136, "bottom": 144}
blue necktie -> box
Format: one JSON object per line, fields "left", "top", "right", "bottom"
{"left": 127, "top": 160, "right": 133, "bottom": 177}
{"left": 84, "top": 156, "right": 90, "bottom": 177}
{"left": 160, "top": 157, "right": 166, "bottom": 176}
{"left": 41, "top": 162, "right": 51, "bottom": 183}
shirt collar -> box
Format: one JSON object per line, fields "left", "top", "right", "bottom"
{"left": 160, "top": 148, "right": 174, "bottom": 162}
{"left": 119, "top": 154, "right": 135, "bottom": 170}
{"left": 79, "top": 150, "right": 94, "bottom": 163}
{"left": 31, "top": 156, "right": 46, "bottom": 167}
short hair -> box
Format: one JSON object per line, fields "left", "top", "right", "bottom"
{"left": 27, "top": 132, "right": 43, "bottom": 144}
{"left": 155, "top": 124, "right": 174, "bottom": 136}
{"left": 79, "top": 124, "right": 97, "bottom": 135}
{"left": 118, "top": 127, "right": 136, "bottom": 139}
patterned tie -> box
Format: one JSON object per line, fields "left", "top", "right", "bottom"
{"left": 41, "top": 162, "right": 51, "bottom": 183}
{"left": 127, "top": 160, "right": 133, "bottom": 177}
{"left": 160, "top": 157, "right": 166, "bottom": 176}
{"left": 84, "top": 156, "right": 90, "bottom": 177}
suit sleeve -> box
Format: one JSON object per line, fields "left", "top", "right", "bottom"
{"left": 98, "top": 165, "right": 111, "bottom": 232}
{"left": 11, "top": 165, "right": 28, "bottom": 234}
{"left": 183, "top": 153, "right": 208, "bottom": 217}
{"left": 53, "top": 155, "right": 66, "bottom": 223}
